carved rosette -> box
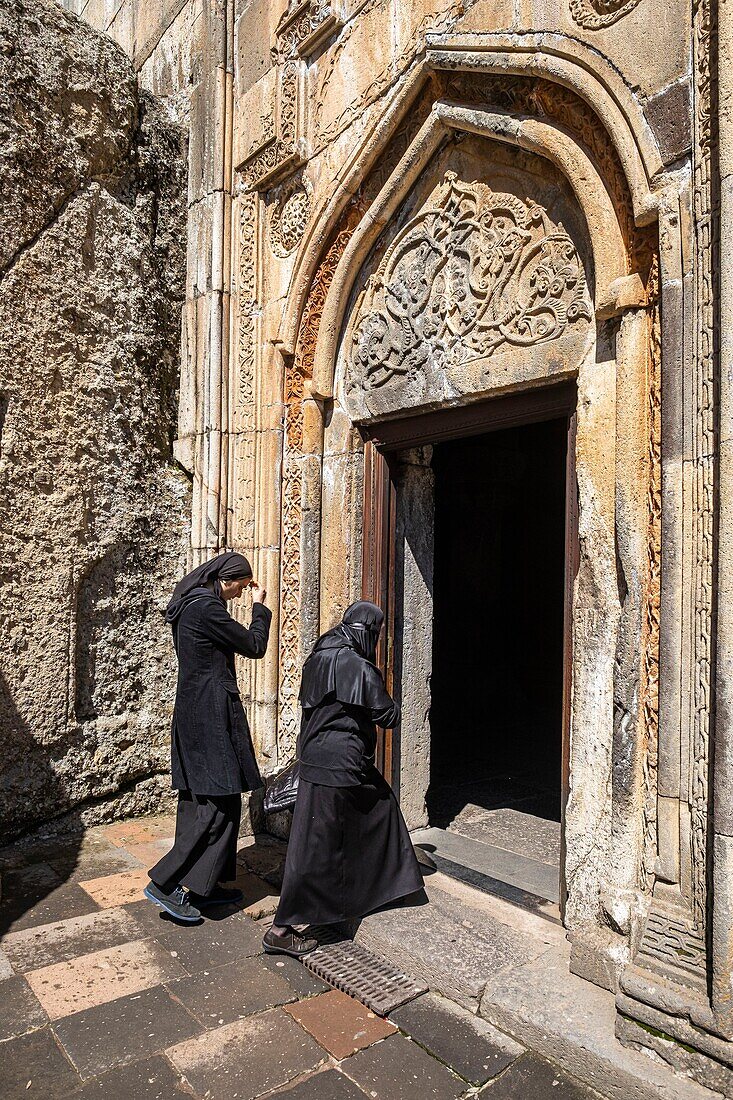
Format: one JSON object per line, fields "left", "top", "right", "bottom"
{"left": 347, "top": 173, "right": 592, "bottom": 393}
{"left": 269, "top": 178, "right": 312, "bottom": 258}
{"left": 569, "top": 0, "right": 643, "bottom": 28}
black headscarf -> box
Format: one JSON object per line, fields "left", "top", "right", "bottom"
{"left": 166, "top": 551, "right": 252, "bottom": 624}
{"left": 299, "top": 601, "right": 386, "bottom": 709}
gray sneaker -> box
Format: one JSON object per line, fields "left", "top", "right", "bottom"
{"left": 144, "top": 881, "right": 202, "bottom": 923}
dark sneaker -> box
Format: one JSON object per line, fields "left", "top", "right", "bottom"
{"left": 189, "top": 885, "right": 244, "bottom": 907}
{"left": 263, "top": 926, "right": 318, "bottom": 958}
{"left": 143, "top": 882, "right": 201, "bottom": 923}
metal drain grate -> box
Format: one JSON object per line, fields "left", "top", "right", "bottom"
{"left": 303, "top": 930, "right": 427, "bottom": 1016}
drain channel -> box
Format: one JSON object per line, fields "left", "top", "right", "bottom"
{"left": 303, "top": 930, "right": 427, "bottom": 1016}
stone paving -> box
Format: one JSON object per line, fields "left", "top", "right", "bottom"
{"left": 0, "top": 814, "right": 610, "bottom": 1099}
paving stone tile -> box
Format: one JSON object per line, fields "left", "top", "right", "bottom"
{"left": 78, "top": 867, "right": 151, "bottom": 909}
{"left": 0, "top": 1027, "right": 81, "bottom": 1098}
{"left": 103, "top": 816, "right": 176, "bottom": 849}
{"left": 391, "top": 992, "right": 523, "bottom": 1085}
{"left": 477, "top": 1052, "right": 601, "bottom": 1097}
{"left": 166, "top": 953, "right": 296, "bottom": 1027}
{"left": 53, "top": 984, "right": 202, "bottom": 1080}
{"left": 0, "top": 974, "right": 49, "bottom": 1039}
{"left": 0, "top": 864, "right": 100, "bottom": 935}
{"left": 49, "top": 845, "right": 143, "bottom": 883}
{"left": 237, "top": 838, "right": 287, "bottom": 884}
{"left": 70, "top": 1054, "right": 193, "bottom": 1098}
{"left": 1, "top": 881, "right": 101, "bottom": 934}
{"left": 212, "top": 867, "right": 280, "bottom": 919}
{"left": 0, "top": 863, "right": 62, "bottom": 894}
{"left": 272, "top": 1068, "right": 368, "bottom": 1098}
{"left": 340, "top": 1032, "right": 465, "bottom": 1100}
{"left": 0, "top": 945, "right": 15, "bottom": 979}
{"left": 150, "top": 906, "right": 265, "bottom": 973}
{"left": 3, "top": 905, "right": 145, "bottom": 972}
{"left": 0, "top": 832, "right": 137, "bottom": 881}
{"left": 121, "top": 897, "right": 180, "bottom": 936}
{"left": 285, "top": 990, "right": 396, "bottom": 1060}
{"left": 25, "top": 936, "right": 187, "bottom": 1019}
{"left": 166, "top": 1005, "right": 327, "bottom": 1099}
{"left": 260, "top": 952, "right": 330, "bottom": 998}
{"left": 124, "top": 839, "right": 172, "bottom": 868}
{"left": 0, "top": 836, "right": 87, "bottom": 872}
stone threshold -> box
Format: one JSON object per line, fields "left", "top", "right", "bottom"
{"left": 412, "top": 825, "right": 562, "bottom": 912}
{"left": 354, "top": 872, "right": 720, "bottom": 1100}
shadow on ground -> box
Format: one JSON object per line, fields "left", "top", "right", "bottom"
{"left": 0, "top": 673, "right": 86, "bottom": 935}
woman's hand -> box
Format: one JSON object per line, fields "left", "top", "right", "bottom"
{"left": 250, "top": 582, "right": 267, "bottom": 605}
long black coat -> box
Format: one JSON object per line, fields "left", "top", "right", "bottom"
{"left": 169, "top": 587, "right": 271, "bottom": 795}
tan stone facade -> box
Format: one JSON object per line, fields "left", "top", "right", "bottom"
{"left": 60, "top": 0, "right": 733, "bottom": 1089}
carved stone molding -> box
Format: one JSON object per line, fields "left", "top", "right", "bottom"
{"left": 347, "top": 173, "right": 592, "bottom": 393}
{"left": 269, "top": 175, "right": 312, "bottom": 257}
{"left": 278, "top": 206, "right": 362, "bottom": 749}
{"left": 641, "top": 255, "right": 661, "bottom": 891}
{"left": 569, "top": 0, "right": 643, "bottom": 29}
{"left": 240, "top": 61, "right": 306, "bottom": 192}
{"left": 690, "top": 0, "right": 715, "bottom": 931}
{"left": 635, "top": 901, "right": 708, "bottom": 993}
{"left": 276, "top": 0, "right": 344, "bottom": 60}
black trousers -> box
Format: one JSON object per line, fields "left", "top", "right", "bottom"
{"left": 149, "top": 791, "right": 241, "bottom": 896}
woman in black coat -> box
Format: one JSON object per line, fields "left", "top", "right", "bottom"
{"left": 263, "top": 601, "right": 424, "bottom": 957}
{"left": 145, "top": 551, "right": 271, "bottom": 922}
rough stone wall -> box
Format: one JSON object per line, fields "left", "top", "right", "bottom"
{"left": 0, "top": 0, "right": 190, "bottom": 842}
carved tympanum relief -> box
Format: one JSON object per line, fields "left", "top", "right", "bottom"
{"left": 347, "top": 173, "right": 592, "bottom": 394}
{"left": 569, "top": 0, "right": 644, "bottom": 28}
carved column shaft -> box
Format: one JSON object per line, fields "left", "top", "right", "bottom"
{"left": 712, "top": 0, "right": 733, "bottom": 1034}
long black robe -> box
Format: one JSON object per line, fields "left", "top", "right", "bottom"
{"left": 275, "top": 617, "right": 424, "bottom": 927}
{"left": 169, "top": 587, "right": 271, "bottom": 795}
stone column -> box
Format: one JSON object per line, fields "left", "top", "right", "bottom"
{"left": 320, "top": 402, "right": 365, "bottom": 630}
{"left": 712, "top": 0, "right": 733, "bottom": 1036}
{"left": 655, "top": 192, "right": 687, "bottom": 888}
{"left": 174, "top": 1, "right": 235, "bottom": 564}
{"left": 610, "top": 304, "right": 655, "bottom": 905}
{"left": 393, "top": 447, "right": 434, "bottom": 827}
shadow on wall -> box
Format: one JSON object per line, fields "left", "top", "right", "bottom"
{"left": 0, "top": 672, "right": 84, "bottom": 935}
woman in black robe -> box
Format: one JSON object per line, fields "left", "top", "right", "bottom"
{"left": 263, "top": 601, "right": 424, "bottom": 956}
{"left": 145, "top": 551, "right": 271, "bottom": 922}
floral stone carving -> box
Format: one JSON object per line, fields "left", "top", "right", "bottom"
{"left": 347, "top": 173, "right": 592, "bottom": 392}
{"left": 270, "top": 182, "right": 311, "bottom": 257}
{"left": 569, "top": 0, "right": 643, "bottom": 30}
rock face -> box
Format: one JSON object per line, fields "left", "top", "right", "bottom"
{"left": 0, "top": 0, "right": 190, "bottom": 842}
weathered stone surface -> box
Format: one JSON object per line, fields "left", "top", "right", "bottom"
{"left": 340, "top": 1032, "right": 465, "bottom": 1100}
{"left": 391, "top": 991, "right": 523, "bottom": 1086}
{"left": 0, "top": 0, "right": 189, "bottom": 841}
{"left": 0, "top": 975, "right": 49, "bottom": 1040}
{"left": 0, "top": 1027, "right": 81, "bottom": 1098}
{"left": 166, "top": 955, "right": 296, "bottom": 1027}
{"left": 53, "top": 984, "right": 201, "bottom": 1080}
{"left": 165, "top": 1007, "right": 327, "bottom": 1099}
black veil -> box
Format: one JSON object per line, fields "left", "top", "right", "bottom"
{"left": 299, "top": 601, "right": 386, "bottom": 709}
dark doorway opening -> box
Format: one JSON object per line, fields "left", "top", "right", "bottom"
{"left": 427, "top": 417, "right": 568, "bottom": 844}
